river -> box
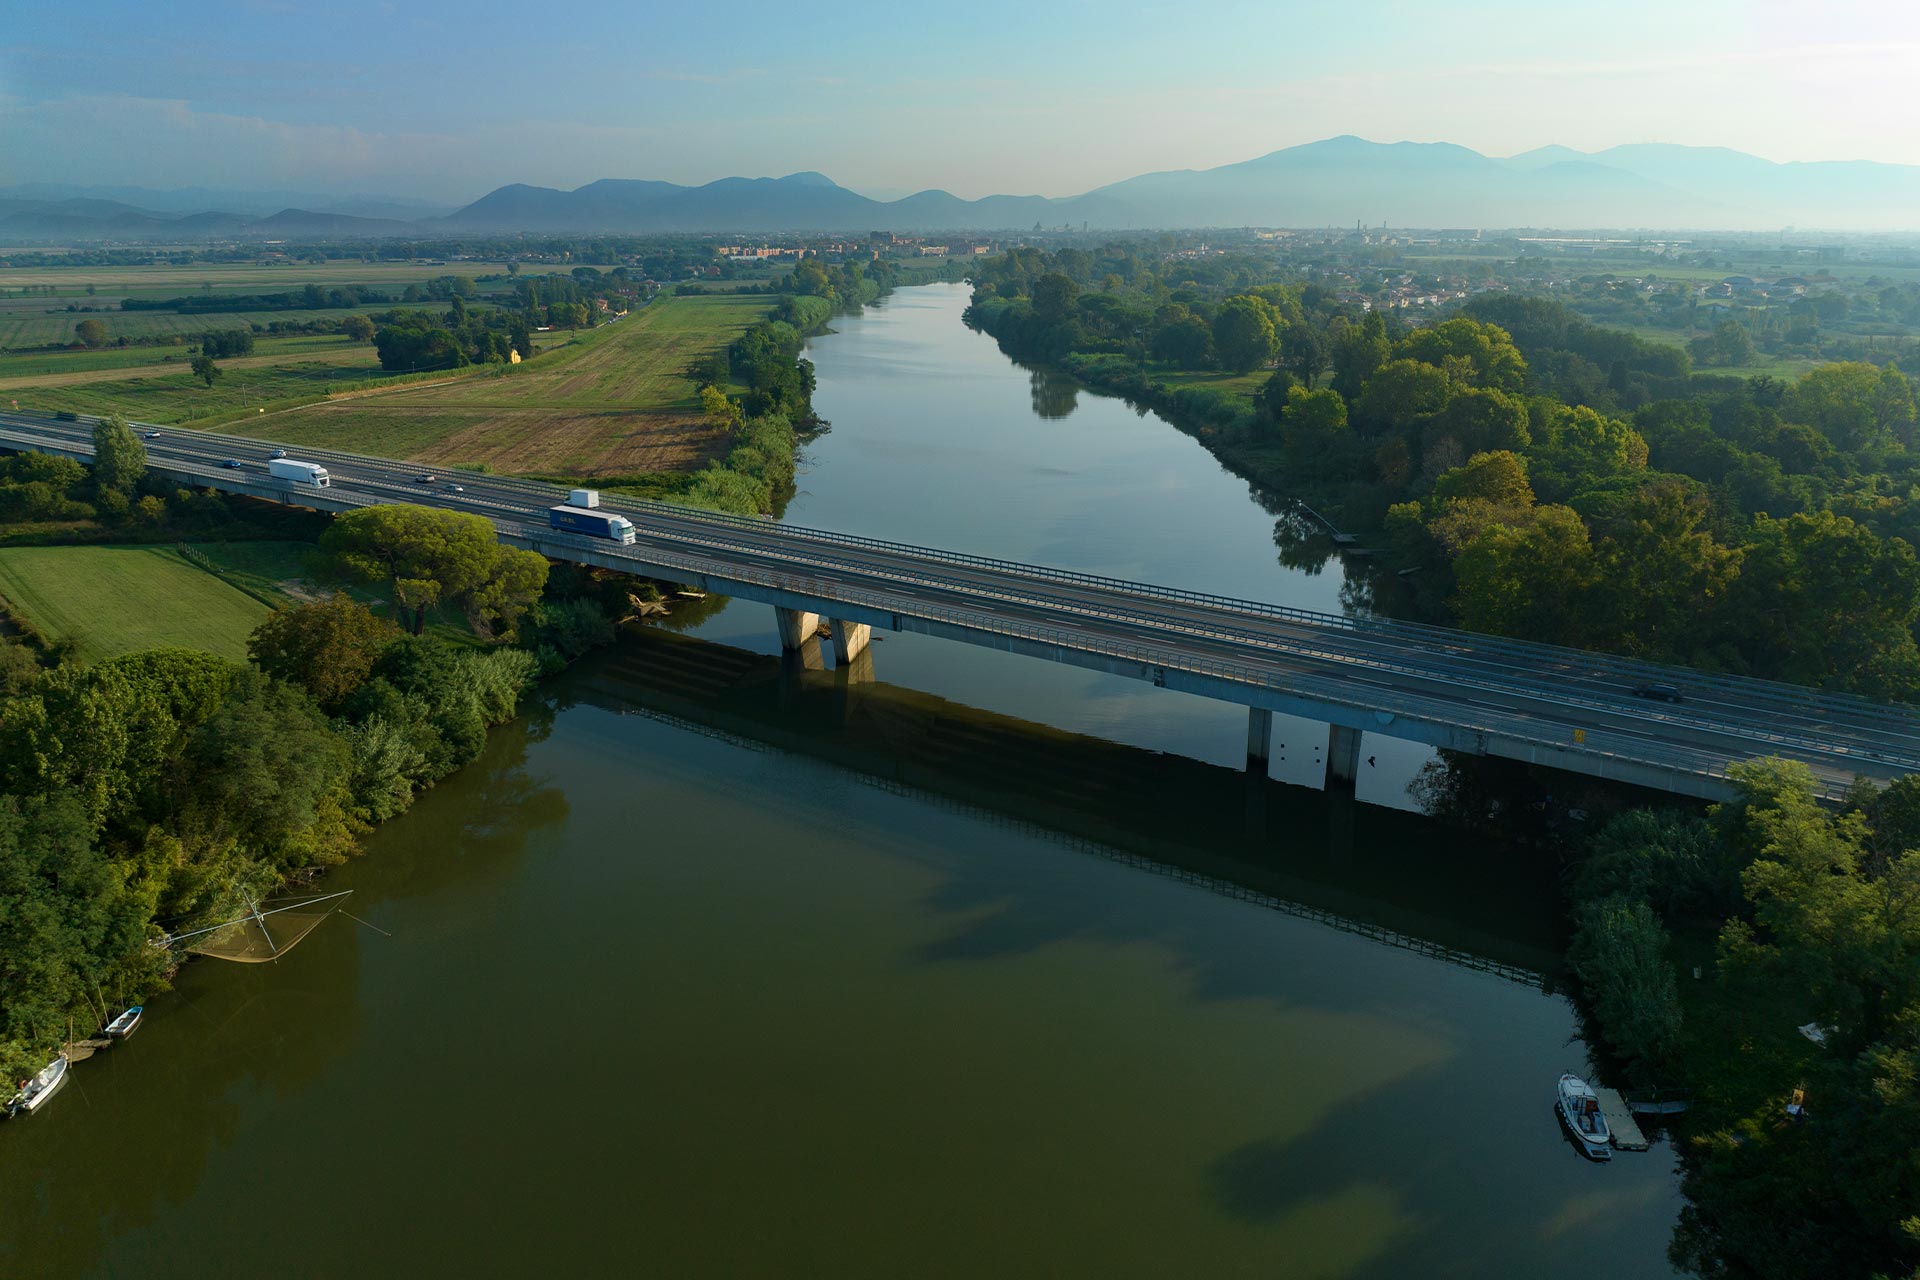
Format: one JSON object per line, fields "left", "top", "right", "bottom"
{"left": 0, "top": 284, "right": 1683, "bottom": 1278}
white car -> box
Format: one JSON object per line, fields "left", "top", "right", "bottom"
{"left": 143, "top": 431, "right": 161, "bottom": 439}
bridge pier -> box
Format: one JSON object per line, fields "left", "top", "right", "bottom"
{"left": 828, "top": 617, "right": 872, "bottom": 667}
{"left": 1246, "top": 707, "right": 1273, "bottom": 775}
{"left": 774, "top": 606, "right": 822, "bottom": 650}
{"left": 1327, "top": 723, "right": 1362, "bottom": 791}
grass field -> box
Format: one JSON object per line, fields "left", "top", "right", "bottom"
{"left": 0, "top": 302, "right": 416, "bottom": 349}
{"left": 0, "top": 333, "right": 374, "bottom": 388}
{"left": 0, "top": 543, "right": 282, "bottom": 660}
{"left": 246, "top": 293, "right": 774, "bottom": 475}
{"left": 6, "top": 354, "right": 395, "bottom": 423}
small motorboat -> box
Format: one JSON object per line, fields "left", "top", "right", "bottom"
{"left": 103, "top": 1006, "right": 144, "bottom": 1040}
{"left": 1558, "top": 1073, "right": 1612, "bottom": 1160}
{"left": 6, "top": 1054, "right": 70, "bottom": 1118}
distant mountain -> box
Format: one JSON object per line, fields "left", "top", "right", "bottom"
{"left": 8, "top": 138, "right": 1920, "bottom": 239}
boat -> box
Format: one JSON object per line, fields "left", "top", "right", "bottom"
{"left": 5, "top": 1054, "right": 70, "bottom": 1118}
{"left": 1558, "top": 1073, "right": 1613, "bottom": 1160}
{"left": 103, "top": 1006, "right": 144, "bottom": 1040}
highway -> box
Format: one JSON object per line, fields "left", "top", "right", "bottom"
{"left": 4, "top": 410, "right": 1918, "bottom": 801}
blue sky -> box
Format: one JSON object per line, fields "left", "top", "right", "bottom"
{"left": 5, "top": 0, "right": 1918, "bottom": 202}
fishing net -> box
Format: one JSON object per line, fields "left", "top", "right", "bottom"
{"left": 182, "top": 893, "right": 349, "bottom": 963}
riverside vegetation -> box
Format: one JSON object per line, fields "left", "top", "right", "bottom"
{"left": 0, "top": 427, "right": 643, "bottom": 1091}
{"left": 965, "top": 244, "right": 1920, "bottom": 1279}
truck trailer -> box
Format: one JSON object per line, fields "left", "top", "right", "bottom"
{"left": 267, "top": 458, "right": 331, "bottom": 487}
{"left": 548, "top": 504, "right": 636, "bottom": 544}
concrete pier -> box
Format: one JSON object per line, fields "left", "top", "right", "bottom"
{"left": 1247, "top": 707, "right": 1273, "bottom": 774}
{"left": 774, "top": 606, "right": 821, "bottom": 650}
{"left": 1327, "top": 723, "right": 1363, "bottom": 790}
{"left": 828, "top": 617, "right": 872, "bottom": 667}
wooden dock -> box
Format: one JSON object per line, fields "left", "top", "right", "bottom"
{"left": 1596, "top": 1086, "right": 1650, "bottom": 1151}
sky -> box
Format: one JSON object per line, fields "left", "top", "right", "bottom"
{"left": 5, "top": 0, "right": 1919, "bottom": 205}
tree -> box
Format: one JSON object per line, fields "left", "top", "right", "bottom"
{"left": 1276, "top": 385, "right": 1353, "bottom": 477}
{"left": 316, "top": 504, "right": 549, "bottom": 636}
{"left": 190, "top": 354, "right": 222, "bottom": 388}
{"left": 340, "top": 314, "right": 375, "bottom": 342}
{"left": 1212, "top": 296, "right": 1280, "bottom": 373}
{"left": 1352, "top": 358, "right": 1452, "bottom": 434}
{"left": 1394, "top": 317, "right": 1528, "bottom": 393}
{"left": 1030, "top": 273, "right": 1080, "bottom": 325}
{"left": 180, "top": 669, "right": 353, "bottom": 868}
{"left": 1280, "top": 322, "right": 1328, "bottom": 384}
{"left": 1786, "top": 361, "right": 1917, "bottom": 454}
{"left": 1150, "top": 314, "right": 1214, "bottom": 369}
{"left": 1450, "top": 503, "right": 1598, "bottom": 644}
{"left": 1568, "top": 894, "right": 1683, "bottom": 1085}
{"left": 1432, "top": 450, "right": 1534, "bottom": 510}
{"left": 1528, "top": 404, "right": 1648, "bottom": 501}
{"left": 90, "top": 414, "right": 145, "bottom": 500}
{"left": 1330, "top": 310, "right": 1390, "bottom": 400}
{"left": 74, "top": 318, "right": 108, "bottom": 348}
{"left": 1724, "top": 510, "right": 1920, "bottom": 698}
{"left": 247, "top": 594, "right": 398, "bottom": 711}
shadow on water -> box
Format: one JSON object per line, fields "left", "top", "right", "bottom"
{"left": 564, "top": 624, "right": 1569, "bottom": 987}
{"left": 0, "top": 719, "right": 570, "bottom": 1280}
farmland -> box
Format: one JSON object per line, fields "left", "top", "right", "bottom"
{"left": 0, "top": 543, "right": 285, "bottom": 660}
{"left": 246, "top": 293, "right": 773, "bottom": 474}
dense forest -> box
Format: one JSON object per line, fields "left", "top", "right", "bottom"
{"left": 966, "top": 242, "right": 1920, "bottom": 1279}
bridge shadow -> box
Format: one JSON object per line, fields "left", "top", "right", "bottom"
{"left": 561, "top": 624, "right": 1567, "bottom": 990}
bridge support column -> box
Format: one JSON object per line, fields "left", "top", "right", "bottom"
{"left": 1246, "top": 707, "right": 1273, "bottom": 775}
{"left": 828, "top": 618, "right": 872, "bottom": 667}
{"left": 1327, "top": 723, "right": 1362, "bottom": 791}
{"left": 774, "top": 606, "right": 822, "bottom": 651}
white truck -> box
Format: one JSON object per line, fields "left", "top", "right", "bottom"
{"left": 267, "top": 458, "right": 331, "bottom": 487}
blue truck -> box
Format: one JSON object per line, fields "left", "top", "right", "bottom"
{"left": 548, "top": 504, "right": 637, "bottom": 544}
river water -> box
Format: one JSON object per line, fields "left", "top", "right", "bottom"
{"left": 0, "top": 284, "right": 1683, "bottom": 1277}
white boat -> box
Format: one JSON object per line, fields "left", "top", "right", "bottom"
{"left": 103, "top": 1006, "right": 144, "bottom": 1040}
{"left": 1558, "top": 1073, "right": 1612, "bottom": 1160}
{"left": 6, "top": 1054, "right": 70, "bottom": 1117}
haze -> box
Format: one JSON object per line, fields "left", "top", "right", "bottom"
{"left": 6, "top": 0, "right": 1919, "bottom": 203}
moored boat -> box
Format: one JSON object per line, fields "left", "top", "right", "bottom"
{"left": 5, "top": 1054, "right": 70, "bottom": 1118}
{"left": 103, "top": 1006, "right": 144, "bottom": 1040}
{"left": 1557, "top": 1072, "right": 1612, "bottom": 1160}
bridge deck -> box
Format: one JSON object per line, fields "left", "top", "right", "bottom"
{"left": 4, "top": 411, "right": 1916, "bottom": 801}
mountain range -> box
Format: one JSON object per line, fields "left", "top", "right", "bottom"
{"left": 6, "top": 137, "right": 1920, "bottom": 239}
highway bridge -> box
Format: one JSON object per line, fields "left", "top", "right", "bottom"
{"left": 4, "top": 410, "right": 1918, "bottom": 802}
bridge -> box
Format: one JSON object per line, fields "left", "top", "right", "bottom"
{"left": 4, "top": 410, "right": 1918, "bottom": 803}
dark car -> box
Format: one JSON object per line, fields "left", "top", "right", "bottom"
{"left": 444, "top": 483, "right": 465, "bottom": 493}
{"left": 220, "top": 459, "right": 244, "bottom": 469}
{"left": 1632, "top": 683, "right": 1685, "bottom": 704}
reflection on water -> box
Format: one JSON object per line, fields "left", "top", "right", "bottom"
{"left": 0, "top": 285, "right": 1683, "bottom": 1279}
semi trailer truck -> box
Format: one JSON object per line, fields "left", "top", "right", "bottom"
{"left": 267, "top": 458, "right": 331, "bottom": 487}
{"left": 548, "top": 504, "right": 636, "bottom": 544}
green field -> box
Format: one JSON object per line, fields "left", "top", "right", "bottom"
{"left": 0, "top": 302, "right": 416, "bottom": 349}
{"left": 0, "top": 543, "right": 287, "bottom": 660}
{"left": 248, "top": 294, "right": 774, "bottom": 475}
{"left": 0, "top": 333, "right": 370, "bottom": 383}
{"left": 5, "top": 354, "right": 396, "bottom": 424}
